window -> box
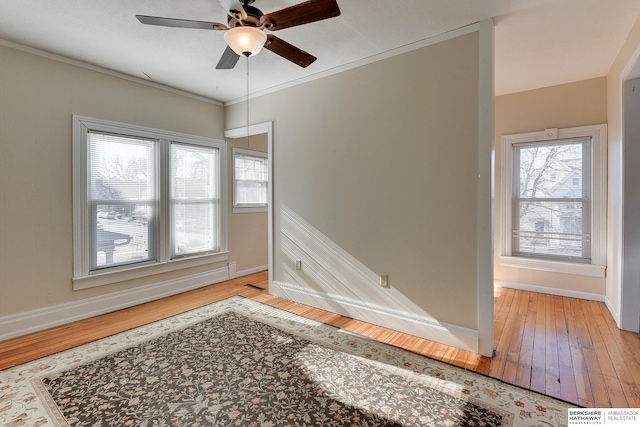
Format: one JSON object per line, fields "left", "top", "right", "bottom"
{"left": 73, "top": 116, "right": 227, "bottom": 289}
{"left": 232, "top": 148, "right": 268, "bottom": 213}
{"left": 171, "top": 144, "right": 220, "bottom": 256}
{"left": 500, "top": 125, "right": 607, "bottom": 277}
{"left": 512, "top": 138, "right": 590, "bottom": 259}
{"left": 88, "top": 133, "right": 156, "bottom": 270}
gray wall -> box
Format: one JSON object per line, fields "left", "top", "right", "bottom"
{"left": 226, "top": 28, "right": 491, "bottom": 352}
{"left": 0, "top": 44, "right": 262, "bottom": 332}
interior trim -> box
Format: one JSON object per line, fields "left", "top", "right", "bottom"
{"left": 223, "top": 23, "right": 481, "bottom": 106}
{"left": 0, "top": 38, "right": 222, "bottom": 105}
{"left": 0, "top": 267, "right": 230, "bottom": 342}
{"left": 494, "top": 280, "right": 605, "bottom": 302}
{"left": 271, "top": 280, "right": 479, "bottom": 353}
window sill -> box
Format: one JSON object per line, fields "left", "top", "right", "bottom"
{"left": 499, "top": 255, "right": 606, "bottom": 278}
{"left": 73, "top": 251, "right": 229, "bottom": 290}
{"left": 232, "top": 206, "right": 267, "bottom": 214}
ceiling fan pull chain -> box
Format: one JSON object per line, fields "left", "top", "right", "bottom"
{"left": 246, "top": 54, "right": 250, "bottom": 145}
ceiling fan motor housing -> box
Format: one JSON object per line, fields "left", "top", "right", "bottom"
{"left": 137, "top": 0, "right": 341, "bottom": 69}
{"left": 228, "top": 4, "right": 263, "bottom": 27}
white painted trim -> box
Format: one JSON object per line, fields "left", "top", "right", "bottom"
{"left": 224, "top": 122, "right": 273, "bottom": 139}
{"left": 0, "top": 38, "right": 222, "bottom": 106}
{"left": 232, "top": 206, "right": 267, "bottom": 213}
{"left": 227, "top": 261, "right": 237, "bottom": 279}
{"left": 605, "top": 295, "right": 621, "bottom": 328}
{"left": 0, "top": 267, "right": 230, "bottom": 342}
{"left": 620, "top": 78, "right": 640, "bottom": 332}
{"left": 613, "top": 33, "right": 640, "bottom": 333}
{"left": 494, "top": 280, "right": 605, "bottom": 302}
{"left": 224, "top": 23, "right": 480, "bottom": 106}
{"left": 73, "top": 252, "right": 230, "bottom": 290}
{"left": 236, "top": 264, "right": 268, "bottom": 278}
{"left": 225, "top": 121, "right": 274, "bottom": 288}
{"left": 499, "top": 255, "right": 606, "bottom": 278}
{"left": 500, "top": 124, "right": 608, "bottom": 273}
{"left": 271, "top": 281, "right": 479, "bottom": 353}
{"left": 72, "top": 115, "right": 228, "bottom": 288}
{"left": 477, "top": 18, "right": 495, "bottom": 358}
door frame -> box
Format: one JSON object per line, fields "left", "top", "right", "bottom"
{"left": 225, "top": 122, "right": 274, "bottom": 286}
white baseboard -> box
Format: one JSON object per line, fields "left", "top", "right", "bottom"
{"left": 604, "top": 295, "right": 621, "bottom": 327}
{"left": 0, "top": 267, "right": 230, "bottom": 342}
{"left": 494, "top": 280, "right": 605, "bottom": 302}
{"left": 271, "top": 281, "right": 479, "bottom": 353}
{"left": 228, "top": 261, "right": 237, "bottom": 279}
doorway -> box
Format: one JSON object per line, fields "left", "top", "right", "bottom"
{"left": 224, "top": 122, "right": 273, "bottom": 284}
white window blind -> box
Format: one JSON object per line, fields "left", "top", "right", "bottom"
{"left": 171, "top": 143, "right": 220, "bottom": 257}
{"left": 88, "top": 132, "right": 156, "bottom": 270}
{"left": 73, "top": 116, "right": 228, "bottom": 289}
{"left": 233, "top": 148, "right": 268, "bottom": 210}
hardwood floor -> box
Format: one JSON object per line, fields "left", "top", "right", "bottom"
{"left": 2, "top": 270, "right": 640, "bottom": 408}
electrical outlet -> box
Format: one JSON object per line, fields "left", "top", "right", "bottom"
{"left": 295, "top": 259, "right": 302, "bottom": 270}
{"left": 380, "top": 274, "right": 390, "bottom": 288}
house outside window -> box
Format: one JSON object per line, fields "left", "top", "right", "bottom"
{"left": 73, "top": 116, "right": 228, "bottom": 290}
{"left": 500, "top": 124, "right": 607, "bottom": 277}
{"left": 232, "top": 148, "right": 268, "bottom": 213}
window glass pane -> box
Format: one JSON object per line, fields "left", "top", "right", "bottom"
{"left": 171, "top": 144, "right": 219, "bottom": 257}
{"left": 235, "top": 155, "right": 268, "bottom": 181}
{"left": 514, "top": 200, "right": 588, "bottom": 259}
{"left": 236, "top": 181, "right": 267, "bottom": 205}
{"left": 234, "top": 152, "right": 268, "bottom": 206}
{"left": 171, "top": 144, "right": 217, "bottom": 199}
{"left": 516, "top": 141, "right": 585, "bottom": 199}
{"left": 88, "top": 133, "right": 155, "bottom": 269}
{"left": 89, "top": 133, "right": 155, "bottom": 201}
{"left": 173, "top": 202, "right": 217, "bottom": 255}
{"left": 94, "top": 203, "right": 152, "bottom": 267}
{"left": 513, "top": 138, "right": 591, "bottom": 261}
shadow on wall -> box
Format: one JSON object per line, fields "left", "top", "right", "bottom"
{"left": 272, "top": 205, "right": 478, "bottom": 353}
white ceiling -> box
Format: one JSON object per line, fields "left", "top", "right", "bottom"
{"left": 0, "top": 0, "right": 639, "bottom": 103}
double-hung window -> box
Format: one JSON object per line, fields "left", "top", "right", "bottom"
{"left": 500, "top": 124, "right": 606, "bottom": 277}
{"left": 232, "top": 148, "right": 268, "bottom": 213}
{"left": 171, "top": 143, "right": 220, "bottom": 256}
{"left": 73, "top": 116, "right": 227, "bottom": 289}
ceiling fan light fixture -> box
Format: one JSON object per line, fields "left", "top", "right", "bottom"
{"left": 224, "top": 26, "right": 267, "bottom": 56}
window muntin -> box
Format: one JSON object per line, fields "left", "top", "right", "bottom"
{"left": 512, "top": 138, "right": 591, "bottom": 261}
{"left": 233, "top": 148, "right": 268, "bottom": 210}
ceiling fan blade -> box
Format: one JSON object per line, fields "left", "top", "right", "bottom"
{"left": 265, "top": 35, "right": 317, "bottom": 68}
{"left": 217, "top": 0, "right": 247, "bottom": 20}
{"left": 136, "top": 15, "right": 228, "bottom": 30}
{"left": 216, "top": 46, "right": 241, "bottom": 69}
{"left": 261, "top": 0, "right": 340, "bottom": 31}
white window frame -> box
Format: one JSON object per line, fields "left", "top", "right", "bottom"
{"left": 72, "top": 115, "right": 228, "bottom": 290}
{"left": 232, "top": 147, "right": 268, "bottom": 213}
{"left": 500, "top": 124, "right": 607, "bottom": 277}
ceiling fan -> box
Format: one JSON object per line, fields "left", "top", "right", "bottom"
{"left": 136, "top": 0, "right": 341, "bottom": 69}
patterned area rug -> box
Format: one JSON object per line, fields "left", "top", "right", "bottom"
{"left": 1, "top": 297, "right": 571, "bottom": 426}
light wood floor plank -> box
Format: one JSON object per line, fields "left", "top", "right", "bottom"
{"left": 2, "top": 272, "right": 639, "bottom": 408}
